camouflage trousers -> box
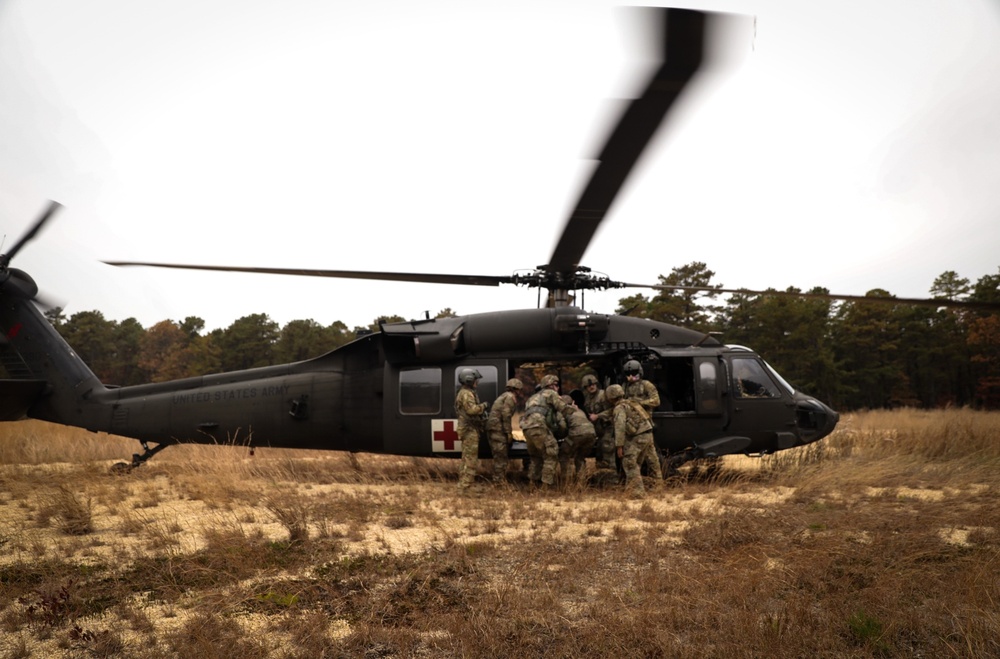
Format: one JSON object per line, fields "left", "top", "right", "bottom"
{"left": 596, "top": 426, "right": 616, "bottom": 469}
{"left": 488, "top": 430, "right": 511, "bottom": 481}
{"left": 457, "top": 425, "right": 481, "bottom": 489}
{"left": 559, "top": 431, "right": 596, "bottom": 482}
{"left": 523, "top": 426, "right": 559, "bottom": 486}
{"left": 622, "top": 431, "right": 660, "bottom": 496}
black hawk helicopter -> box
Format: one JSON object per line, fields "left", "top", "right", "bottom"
{"left": 2, "top": 9, "right": 990, "bottom": 474}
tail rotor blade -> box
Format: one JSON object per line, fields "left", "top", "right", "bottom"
{"left": 1, "top": 201, "right": 61, "bottom": 269}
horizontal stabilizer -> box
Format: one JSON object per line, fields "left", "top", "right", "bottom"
{"left": 0, "top": 379, "right": 47, "bottom": 421}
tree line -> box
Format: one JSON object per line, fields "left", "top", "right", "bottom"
{"left": 39, "top": 264, "right": 1000, "bottom": 411}
{"left": 617, "top": 263, "right": 1000, "bottom": 411}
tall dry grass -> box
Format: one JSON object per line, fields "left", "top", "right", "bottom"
{"left": 1, "top": 410, "right": 998, "bottom": 657}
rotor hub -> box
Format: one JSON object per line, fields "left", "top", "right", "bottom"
{"left": 511, "top": 266, "right": 629, "bottom": 292}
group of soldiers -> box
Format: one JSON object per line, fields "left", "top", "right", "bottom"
{"left": 454, "top": 360, "right": 662, "bottom": 498}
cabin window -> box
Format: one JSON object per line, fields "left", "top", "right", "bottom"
{"left": 454, "top": 365, "right": 499, "bottom": 407}
{"left": 399, "top": 368, "right": 441, "bottom": 414}
{"left": 697, "top": 360, "right": 722, "bottom": 413}
{"left": 731, "top": 358, "right": 781, "bottom": 399}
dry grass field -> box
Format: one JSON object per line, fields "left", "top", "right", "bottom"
{"left": 1, "top": 409, "right": 999, "bottom": 657}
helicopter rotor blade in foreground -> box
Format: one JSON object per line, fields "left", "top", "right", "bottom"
{"left": 545, "top": 8, "right": 709, "bottom": 274}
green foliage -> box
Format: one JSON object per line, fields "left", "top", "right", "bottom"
{"left": 847, "top": 610, "right": 885, "bottom": 649}
{"left": 43, "top": 306, "right": 65, "bottom": 327}
{"left": 216, "top": 313, "right": 280, "bottom": 372}
{"left": 110, "top": 317, "right": 147, "bottom": 385}
{"left": 137, "top": 318, "right": 221, "bottom": 382}
{"left": 616, "top": 261, "right": 722, "bottom": 332}
{"left": 930, "top": 270, "right": 971, "bottom": 301}
{"left": 58, "top": 310, "right": 118, "bottom": 381}
{"left": 273, "top": 318, "right": 349, "bottom": 363}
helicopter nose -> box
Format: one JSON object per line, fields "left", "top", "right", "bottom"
{"left": 795, "top": 397, "right": 839, "bottom": 444}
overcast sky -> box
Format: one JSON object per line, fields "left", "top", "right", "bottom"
{"left": 2, "top": 0, "right": 999, "bottom": 332}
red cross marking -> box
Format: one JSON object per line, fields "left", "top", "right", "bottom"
{"left": 433, "top": 420, "right": 459, "bottom": 451}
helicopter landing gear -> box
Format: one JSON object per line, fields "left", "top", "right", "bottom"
{"left": 660, "top": 453, "right": 681, "bottom": 479}
{"left": 109, "top": 441, "right": 170, "bottom": 474}
{"left": 664, "top": 450, "right": 725, "bottom": 482}
{"left": 666, "top": 448, "right": 700, "bottom": 473}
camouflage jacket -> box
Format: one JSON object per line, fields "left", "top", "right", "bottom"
{"left": 583, "top": 387, "right": 610, "bottom": 415}
{"left": 454, "top": 386, "right": 487, "bottom": 429}
{"left": 626, "top": 379, "right": 660, "bottom": 413}
{"left": 613, "top": 399, "right": 653, "bottom": 447}
{"left": 487, "top": 390, "right": 518, "bottom": 436}
{"left": 561, "top": 404, "right": 596, "bottom": 439}
{"left": 519, "top": 388, "right": 568, "bottom": 435}
{"left": 584, "top": 387, "right": 614, "bottom": 427}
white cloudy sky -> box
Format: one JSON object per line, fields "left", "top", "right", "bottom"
{"left": 2, "top": 0, "right": 999, "bottom": 332}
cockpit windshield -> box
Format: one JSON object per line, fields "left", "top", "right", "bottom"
{"left": 763, "top": 361, "right": 795, "bottom": 395}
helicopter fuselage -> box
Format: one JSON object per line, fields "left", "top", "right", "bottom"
{"left": 3, "top": 292, "right": 837, "bottom": 465}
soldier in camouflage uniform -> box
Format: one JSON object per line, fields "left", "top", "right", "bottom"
{"left": 624, "top": 359, "right": 662, "bottom": 477}
{"left": 487, "top": 378, "right": 523, "bottom": 482}
{"left": 559, "top": 395, "right": 596, "bottom": 483}
{"left": 624, "top": 359, "right": 660, "bottom": 413}
{"left": 519, "top": 374, "right": 568, "bottom": 487}
{"left": 608, "top": 383, "right": 662, "bottom": 498}
{"left": 582, "top": 373, "right": 616, "bottom": 469}
{"left": 455, "top": 368, "right": 489, "bottom": 490}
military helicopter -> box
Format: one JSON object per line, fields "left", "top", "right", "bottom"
{"left": 1, "top": 8, "right": 991, "bottom": 475}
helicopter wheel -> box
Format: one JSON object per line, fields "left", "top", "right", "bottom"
{"left": 660, "top": 454, "right": 680, "bottom": 479}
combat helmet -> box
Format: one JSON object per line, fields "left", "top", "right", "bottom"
{"left": 540, "top": 374, "right": 560, "bottom": 388}
{"left": 623, "top": 359, "right": 643, "bottom": 377}
{"left": 505, "top": 378, "right": 523, "bottom": 390}
{"left": 458, "top": 368, "right": 483, "bottom": 385}
{"left": 581, "top": 374, "right": 599, "bottom": 387}
{"left": 606, "top": 384, "right": 625, "bottom": 401}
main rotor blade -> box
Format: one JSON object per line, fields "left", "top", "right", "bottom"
{"left": 102, "top": 261, "right": 515, "bottom": 287}
{"left": 629, "top": 283, "right": 1000, "bottom": 312}
{"left": 1, "top": 200, "right": 61, "bottom": 269}
{"left": 546, "top": 8, "right": 708, "bottom": 273}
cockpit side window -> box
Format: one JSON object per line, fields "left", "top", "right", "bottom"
{"left": 731, "top": 358, "right": 781, "bottom": 399}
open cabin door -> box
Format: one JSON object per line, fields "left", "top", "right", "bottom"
{"left": 650, "top": 355, "right": 727, "bottom": 450}
{"left": 649, "top": 356, "right": 724, "bottom": 417}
